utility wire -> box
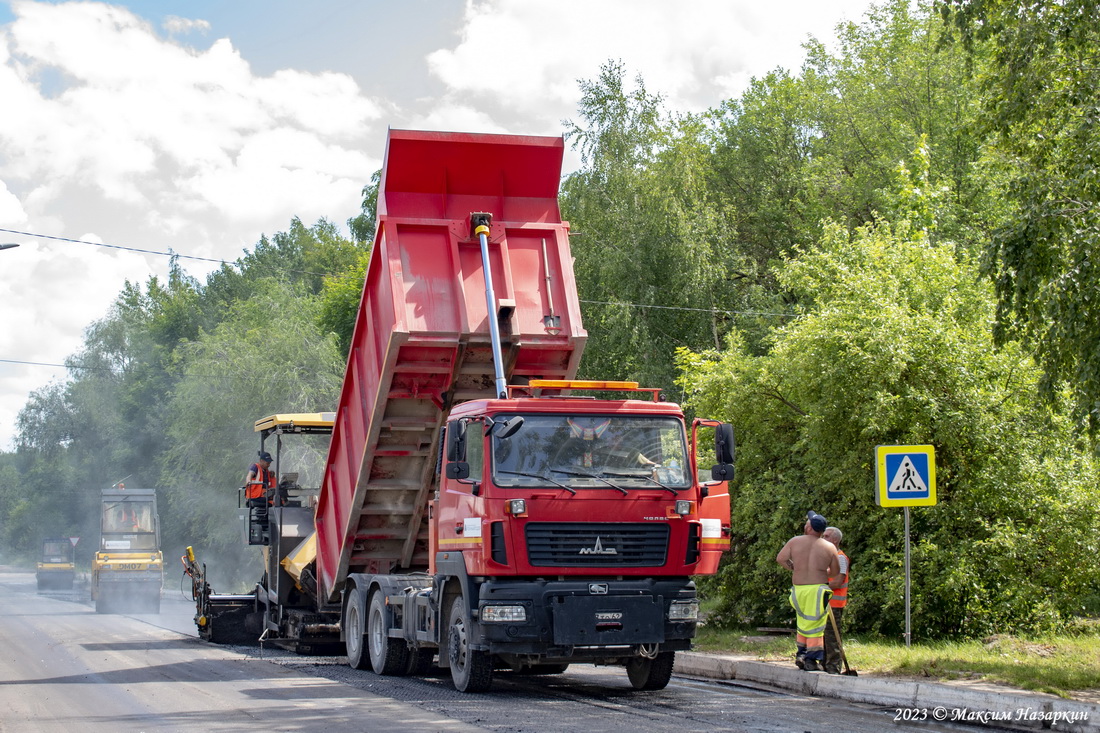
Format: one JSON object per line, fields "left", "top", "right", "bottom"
{"left": 579, "top": 299, "right": 797, "bottom": 318}
{"left": 0, "top": 359, "right": 339, "bottom": 388}
{"left": 0, "top": 227, "right": 336, "bottom": 279}
{"left": 0, "top": 227, "right": 230, "bottom": 265}
{"left": 2, "top": 229, "right": 798, "bottom": 318}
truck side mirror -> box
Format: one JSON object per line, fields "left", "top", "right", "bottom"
{"left": 445, "top": 420, "right": 470, "bottom": 479}
{"left": 711, "top": 423, "right": 735, "bottom": 482}
{"left": 487, "top": 415, "right": 524, "bottom": 438}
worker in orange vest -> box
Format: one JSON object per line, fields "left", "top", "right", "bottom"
{"left": 245, "top": 451, "right": 275, "bottom": 504}
{"left": 822, "top": 525, "right": 850, "bottom": 675}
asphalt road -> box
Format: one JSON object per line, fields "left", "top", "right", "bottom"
{"left": 0, "top": 570, "right": 995, "bottom": 732}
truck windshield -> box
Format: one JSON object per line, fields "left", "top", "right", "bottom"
{"left": 491, "top": 414, "right": 689, "bottom": 490}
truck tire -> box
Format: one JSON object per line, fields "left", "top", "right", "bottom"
{"left": 344, "top": 589, "right": 371, "bottom": 670}
{"left": 626, "top": 651, "right": 675, "bottom": 690}
{"left": 447, "top": 596, "right": 492, "bottom": 692}
{"left": 368, "top": 590, "right": 409, "bottom": 675}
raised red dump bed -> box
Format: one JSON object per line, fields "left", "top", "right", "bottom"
{"left": 315, "top": 130, "right": 587, "bottom": 601}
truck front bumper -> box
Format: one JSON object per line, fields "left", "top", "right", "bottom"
{"left": 474, "top": 578, "right": 697, "bottom": 658}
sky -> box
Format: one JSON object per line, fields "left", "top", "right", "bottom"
{"left": 0, "top": 0, "right": 879, "bottom": 451}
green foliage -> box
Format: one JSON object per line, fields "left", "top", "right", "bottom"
{"left": 348, "top": 170, "right": 380, "bottom": 244}
{"left": 944, "top": 0, "right": 1100, "bottom": 432}
{"left": 679, "top": 214, "right": 1100, "bottom": 637}
{"left": 162, "top": 279, "right": 343, "bottom": 586}
{"left": 695, "top": 625, "right": 1100, "bottom": 698}
{"left": 562, "top": 62, "right": 756, "bottom": 393}
{"left": 1, "top": 0, "right": 1097, "bottom": 642}
{"left": 3, "top": 217, "right": 355, "bottom": 580}
{"left": 319, "top": 250, "right": 371, "bottom": 357}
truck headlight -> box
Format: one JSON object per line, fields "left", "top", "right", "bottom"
{"left": 668, "top": 600, "right": 699, "bottom": 621}
{"left": 481, "top": 604, "right": 527, "bottom": 623}
{"left": 674, "top": 500, "right": 693, "bottom": 516}
{"left": 506, "top": 499, "right": 527, "bottom": 516}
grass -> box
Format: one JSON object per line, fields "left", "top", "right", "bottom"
{"left": 693, "top": 625, "right": 1100, "bottom": 699}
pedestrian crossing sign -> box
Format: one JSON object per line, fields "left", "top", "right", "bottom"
{"left": 875, "top": 445, "right": 936, "bottom": 507}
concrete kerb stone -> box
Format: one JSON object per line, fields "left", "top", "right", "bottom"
{"left": 675, "top": 652, "right": 1100, "bottom": 732}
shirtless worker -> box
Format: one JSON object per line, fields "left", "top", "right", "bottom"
{"left": 776, "top": 510, "right": 840, "bottom": 672}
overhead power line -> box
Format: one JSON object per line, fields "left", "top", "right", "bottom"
{"left": 0, "top": 358, "right": 341, "bottom": 391}
{"left": 579, "top": 299, "right": 796, "bottom": 319}
{"left": 0, "top": 227, "right": 232, "bottom": 266}
{"left": 0, "top": 227, "right": 334, "bottom": 278}
{"left": 2, "top": 228, "right": 798, "bottom": 319}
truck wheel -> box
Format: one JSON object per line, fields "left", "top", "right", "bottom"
{"left": 368, "top": 590, "right": 409, "bottom": 675}
{"left": 448, "top": 596, "right": 492, "bottom": 692}
{"left": 626, "top": 651, "right": 675, "bottom": 690}
{"left": 344, "top": 590, "right": 371, "bottom": 670}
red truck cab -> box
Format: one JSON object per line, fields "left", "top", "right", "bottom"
{"left": 425, "top": 380, "right": 732, "bottom": 689}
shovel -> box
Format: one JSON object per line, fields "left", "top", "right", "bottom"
{"left": 827, "top": 606, "right": 858, "bottom": 676}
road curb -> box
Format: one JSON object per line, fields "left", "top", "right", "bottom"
{"left": 675, "top": 652, "right": 1100, "bottom": 732}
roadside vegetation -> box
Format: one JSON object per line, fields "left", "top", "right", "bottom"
{"left": 693, "top": 624, "right": 1100, "bottom": 699}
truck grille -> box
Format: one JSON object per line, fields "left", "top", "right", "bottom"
{"left": 525, "top": 523, "right": 669, "bottom": 567}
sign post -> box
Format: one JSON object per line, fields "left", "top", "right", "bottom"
{"left": 875, "top": 444, "right": 936, "bottom": 648}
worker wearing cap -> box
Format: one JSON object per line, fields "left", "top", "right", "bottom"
{"left": 822, "top": 525, "right": 849, "bottom": 675}
{"left": 776, "top": 510, "right": 840, "bottom": 672}
{"left": 245, "top": 451, "right": 276, "bottom": 503}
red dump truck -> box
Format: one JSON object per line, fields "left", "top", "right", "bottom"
{"left": 185, "top": 129, "right": 733, "bottom": 692}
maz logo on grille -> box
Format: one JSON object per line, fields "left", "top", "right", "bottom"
{"left": 579, "top": 536, "right": 617, "bottom": 555}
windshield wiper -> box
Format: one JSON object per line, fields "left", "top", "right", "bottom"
{"left": 602, "top": 469, "right": 680, "bottom": 495}
{"left": 548, "top": 467, "right": 629, "bottom": 495}
{"left": 497, "top": 470, "right": 576, "bottom": 495}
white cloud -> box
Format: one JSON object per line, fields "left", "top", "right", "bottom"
{"left": 163, "top": 15, "right": 210, "bottom": 36}
{"left": 0, "top": 179, "right": 26, "bottom": 225}
{"left": 0, "top": 1, "right": 392, "bottom": 449}
{"left": 427, "top": 0, "right": 875, "bottom": 131}
{"left": 0, "top": 236, "right": 157, "bottom": 450}
{"left": 0, "top": 0, "right": 883, "bottom": 453}
{"left": 0, "top": 1, "right": 382, "bottom": 230}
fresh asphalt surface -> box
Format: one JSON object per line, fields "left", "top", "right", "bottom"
{"left": 0, "top": 569, "right": 1051, "bottom": 732}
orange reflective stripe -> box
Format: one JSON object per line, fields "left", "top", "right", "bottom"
{"left": 828, "top": 550, "right": 849, "bottom": 607}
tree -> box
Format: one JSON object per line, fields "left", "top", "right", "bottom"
{"left": 943, "top": 0, "right": 1100, "bottom": 431}
{"left": 561, "top": 61, "right": 751, "bottom": 394}
{"left": 348, "top": 171, "right": 380, "bottom": 244}
{"left": 708, "top": 0, "right": 994, "bottom": 271}
{"left": 1, "top": 218, "right": 358, "bottom": 573}
{"left": 319, "top": 251, "right": 371, "bottom": 358}
{"left": 679, "top": 205, "right": 1100, "bottom": 636}
{"left": 161, "top": 279, "right": 343, "bottom": 588}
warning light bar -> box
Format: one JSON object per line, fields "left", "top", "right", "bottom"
{"left": 507, "top": 379, "right": 663, "bottom": 401}
{"left": 528, "top": 379, "right": 639, "bottom": 390}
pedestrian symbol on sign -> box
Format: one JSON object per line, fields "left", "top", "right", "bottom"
{"left": 888, "top": 456, "right": 927, "bottom": 494}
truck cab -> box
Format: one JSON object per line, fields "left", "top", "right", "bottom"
{"left": 404, "top": 381, "right": 732, "bottom": 689}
